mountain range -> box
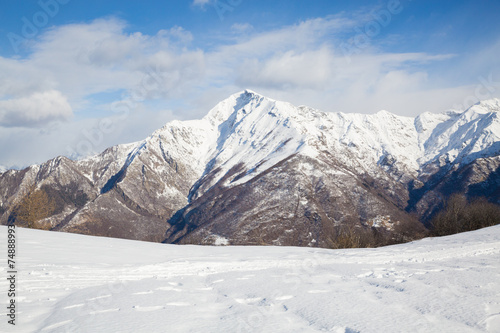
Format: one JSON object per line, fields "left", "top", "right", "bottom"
{"left": 1, "top": 90, "right": 499, "bottom": 247}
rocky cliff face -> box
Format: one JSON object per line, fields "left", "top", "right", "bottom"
{"left": 1, "top": 91, "right": 499, "bottom": 246}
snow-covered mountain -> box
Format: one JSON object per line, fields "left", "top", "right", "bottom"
{"left": 1, "top": 91, "right": 499, "bottom": 246}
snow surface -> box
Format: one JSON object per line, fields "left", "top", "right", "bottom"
{"left": 1, "top": 226, "right": 500, "bottom": 332}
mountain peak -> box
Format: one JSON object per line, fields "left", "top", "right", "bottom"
{"left": 468, "top": 98, "right": 500, "bottom": 114}
{"left": 240, "top": 88, "right": 263, "bottom": 98}
{"left": 375, "top": 109, "right": 397, "bottom": 117}
{"left": 204, "top": 89, "right": 273, "bottom": 126}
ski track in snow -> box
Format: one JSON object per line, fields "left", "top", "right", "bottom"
{"left": 0, "top": 226, "right": 500, "bottom": 332}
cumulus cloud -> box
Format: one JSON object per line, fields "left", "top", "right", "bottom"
{"left": 201, "top": 16, "right": 464, "bottom": 115}
{"left": 237, "top": 48, "right": 334, "bottom": 89}
{"left": 0, "top": 90, "right": 72, "bottom": 127}
{"left": 0, "top": 18, "right": 205, "bottom": 107}
{"left": 0, "top": 18, "right": 209, "bottom": 168}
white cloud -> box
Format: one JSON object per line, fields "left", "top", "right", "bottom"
{"left": 200, "top": 16, "right": 466, "bottom": 116}
{"left": 237, "top": 47, "right": 334, "bottom": 89}
{"left": 213, "top": 16, "right": 355, "bottom": 58}
{"left": 192, "top": 0, "right": 212, "bottom": 8}
{"left": 0, "top": 18, "right": 207, "bottom": 167}
{"left": 0, "top": 90, "right": 72, "bottom": 127}
{"left": 0, "top": 18, "right": 204, "bottom": 107}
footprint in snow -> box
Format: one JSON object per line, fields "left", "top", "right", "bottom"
{"left": 132, "top": 305, "right": 163, "bottom": 312}
{"left": 357, "top": 271, "right": 374, "bottom": 278}
{"left": 156, "top": 286, "right": 182, "bottom": 292}
{"left": 86, "top": 294, "right": 111, "bottom": 301}
{"left": 307, "top": 290, "right": 330, "bottom": 294}
{"left": 275, "top": 295, "right": 294, "bottom": 301}
{"left": 165, "top": 302, "right": 190, "bottom": 307}
{"left": 168, "top": 282, "right": 183, "bottom": 286}
{"left": 132, "top": 291, "right": 153, "bottom": 295}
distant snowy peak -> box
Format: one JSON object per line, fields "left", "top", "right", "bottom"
{"left": 469, "top": 98, "right": 500, "bottom": 114}
{"left": 416, "top": 100, "right": 500, "bottom": 167}
{"left": 78, "top": 90, "right": 500, "bottom": 186}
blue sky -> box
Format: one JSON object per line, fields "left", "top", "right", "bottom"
{"left": 0, "top": 0, "right": 499, "bottom": 169}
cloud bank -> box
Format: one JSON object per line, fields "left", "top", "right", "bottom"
{"left": 0, "top": 12, "right": 499, "bottom": 168}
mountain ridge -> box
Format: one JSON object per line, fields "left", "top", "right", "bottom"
{"left": 1, "top": 91, "right": 499, "bottom": 246}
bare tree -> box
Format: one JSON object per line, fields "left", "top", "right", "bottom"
{"left": 431, "top": 194, "right": 500, "bottom": 236}
{"left": 14, "top": 186, "right": 55, "bottom": 229}
{"left": 329, "top": 217, "right": 376, "bottom": 249}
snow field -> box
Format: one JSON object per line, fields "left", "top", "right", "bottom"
{"left": 0, "top": 225, "right": 500, "bottom": 332}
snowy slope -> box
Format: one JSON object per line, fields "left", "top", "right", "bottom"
{"left": 416, "top": 99, "right": 500, "bottom": 170}
{"left": 1, "top": 225, "right": 499, "bottom": 332}
{"left": 204, "top": 91, "right": 499, "bottom": 178}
